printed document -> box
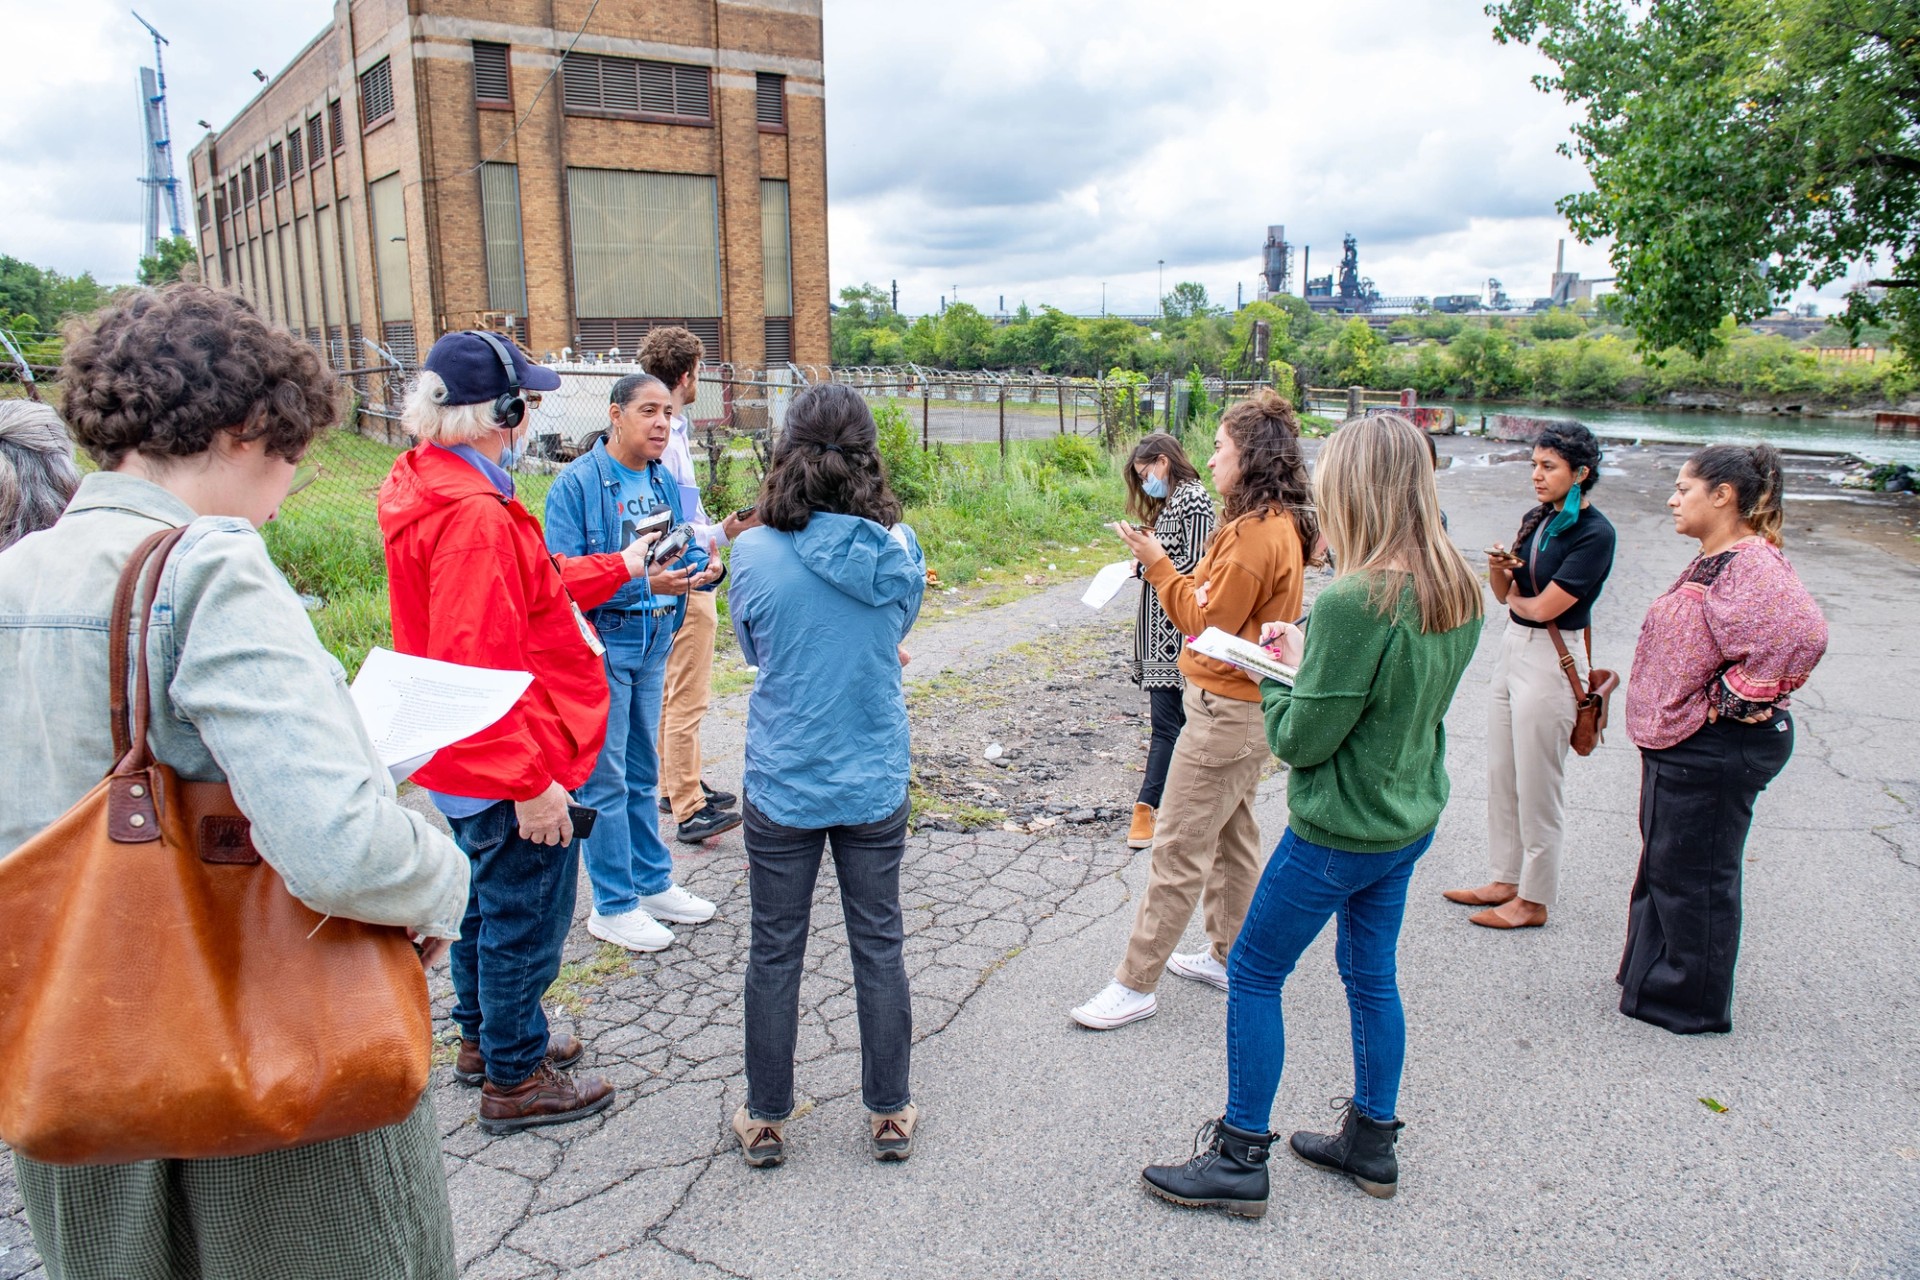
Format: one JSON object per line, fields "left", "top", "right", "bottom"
{"left": 1187, "top": 627, "right": 1298, "bottom": 686}
{"left": 350, "top": 647, "right": 532, "bottom": 783}
{"left": 1082, "top": 560, "right": 1136, "bottom": 610}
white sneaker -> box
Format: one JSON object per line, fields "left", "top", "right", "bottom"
{"left": 636, "top": 883, "right": 717, "bottom": 925}
{"left": 588, "top": 907, "right": 674, "bottom": 952}
{"left": 1167, "top": 949, "right": 1229, "bottom": 992}
{"left": 1070, "top": 981, "right": 1157, "bottom": 1030}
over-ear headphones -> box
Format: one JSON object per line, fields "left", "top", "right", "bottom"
{"left": 472, "top": 330, "right": 526, "bottom": 431}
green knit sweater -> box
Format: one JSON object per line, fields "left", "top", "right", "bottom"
{"left": 1261, "top": 574, "right": 1483, "bottom": 853}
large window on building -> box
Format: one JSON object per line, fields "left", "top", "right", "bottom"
{"left": 562, "top": 54, "right": 710, "bottom": 123}
{"left": 566, "top": 170, "right": 722, "bottom": 356}
{"left": 480, "top": 163, "right": 528, "bottom": 316}
{"left": 316, "top": 205, "right": 344, "bottom": 324}
{"left": 474, "top": 42, "right": 511, "bottom": 107}
{"left": 761, "top": 180, "right": 793, "bottom": 365}
{"left": 369, "top": 174, "right": 413, "bottom": 326}
{"left": 338, "top": 197, "right": 362, "bottom": 328}
{"left": 296, "top": 215, "right": 324, "bottom": 342}
{"left": 361, "top": 58, "right": 395, "bottom": 129}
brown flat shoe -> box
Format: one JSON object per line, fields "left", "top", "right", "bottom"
{"left": 1469, "top": 906, "right": 1547, "bottom": 929}
{"left": 1443, "top": 884, "right": 1517, "bottom": 906}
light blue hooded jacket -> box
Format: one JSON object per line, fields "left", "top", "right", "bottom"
{"left": 729, "top": 513, "right": 925, "bottom": 829}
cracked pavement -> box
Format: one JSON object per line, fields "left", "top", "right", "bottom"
{"left": 4, "top": 438, "right": 1918, "bottom": 1279}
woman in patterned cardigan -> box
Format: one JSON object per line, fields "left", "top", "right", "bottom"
{"left": 1121, "top": 433, "right": 1217, "bottom": 849}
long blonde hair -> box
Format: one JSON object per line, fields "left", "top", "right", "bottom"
{"left": 1315, "top": 414, "right": 1482, "bottom": 634}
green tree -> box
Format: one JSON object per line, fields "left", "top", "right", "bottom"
{"left": 137, "top": 235, "right": 199, "bottom": 287}
{"left": 1490, "top": 0, "right": 1920, "bottom": 360}
{"left": 1325, "top": 318, "right": 1388, "bottom": 387}
{"left": 1161, "top": 281, "right": 1222, "bottom": 322}
{"left": 0, "top": 255, "right": 111, "bottom": 329}
{"left": 831, "top": 282, "right": 907, "bottom": 364}
{"left": 933, "top": 303, "right": 994, "bottom": 369}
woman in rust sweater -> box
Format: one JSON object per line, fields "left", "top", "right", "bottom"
{"left": 1072, "top": 389, "right": 1315, "bottom": 1030}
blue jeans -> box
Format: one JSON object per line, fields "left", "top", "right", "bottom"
{"left": 1224, "top": 827, "right": 1432, "bottom": 1132}
{"left": 446, "top": 800, "right": 581, "bottom": 1087}
{"left": 576, "top": 613, "right": 677, "bottom": 914}
{"left": 742, "top": 798, "right": 913, "bottom": 1120}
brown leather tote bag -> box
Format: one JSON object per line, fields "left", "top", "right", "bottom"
{"left": 0, "top": 527, "right": 433, "bottom": 1165}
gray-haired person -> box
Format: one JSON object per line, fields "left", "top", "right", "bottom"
{"left": 0, "top": 399, "right": 81, "bottom": 550}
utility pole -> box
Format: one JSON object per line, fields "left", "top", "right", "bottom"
{"left": 1101, "top": 282, "right": 1106, "bottom": 317}
{"left": 1158, "top": 259, "right": 1165, "bottom": 308}
{"left": 891, "top": 279, "right": 898, "bottom": 312}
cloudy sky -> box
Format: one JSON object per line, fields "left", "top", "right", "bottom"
{"left": 2, "top": 0, "right": 1866, "bottom": 314}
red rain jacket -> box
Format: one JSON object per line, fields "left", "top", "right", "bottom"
{"left": 377, "top": 444, "right": 629, "bottom": 801}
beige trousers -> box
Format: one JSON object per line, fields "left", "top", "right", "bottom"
{"left": 659, "top": 589, "right": 719, "bottom": 823}
{"left": 1486, "top": 619, "right": 1587, "bottom": 906}
{"left": 1117, "top": 685, "right": 1267, "bottom": 993}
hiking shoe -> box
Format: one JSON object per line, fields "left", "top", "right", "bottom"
{"left": 1142, "top": 1117, "right": 1273, "bottom": 1218}
{"left": 454, "top": 1032, "right": 583, "bottom": 1087}
{"left": 870, "top": 1104, "right": 918, "bottom": 1161}
{"left": 732, "top": 1105, "right": 787, "bottom": 1168}
{"left": 478, "top": 1063, "right": 615, "bottom": 1135}
{"left": 1127, "top": 803, "right": 1156, "bottom": 850}
{"left": 677, "top": 803, "right": 743, "bottom": 844}
{"left": 1167, "top": 949, "right": 1229, "bottom": 992}
{"left": 659, "top": 781, "right": 737, "bottom": 815}
{"left": 1290, "top": 1097, "right": 1405, "bottom": 1199}
{"left": 588, "top": 907, "right": 674, "bottom": 953}
{"left": 1070, "top": 981, "right": 1156, "bottom": 1030}
{"left": 637, "top": 882, "right": 717, "bottom": 925}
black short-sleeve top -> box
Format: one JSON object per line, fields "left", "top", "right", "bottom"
{"left": 1509, "top": 503, "right": 1616, "bottom": 632}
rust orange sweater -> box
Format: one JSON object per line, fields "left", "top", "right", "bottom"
{"left": 1143, "top": 509, "right": 1305, "bottom": 702}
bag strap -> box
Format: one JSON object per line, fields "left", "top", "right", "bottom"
{"left": 1544, "top": 622, "right": 1588, "bottom": 705}
{"left": 108, "top": 526, "right": 189, "bottom": 773}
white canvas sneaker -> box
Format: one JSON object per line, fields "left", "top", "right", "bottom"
{"left": 636, "top": 883, "right": 717, "bottom": 925}
{"left": 587, "top": 907, "right": 674, "bottom": 952}
{"left": 1069, "top": 981, "right": 1157, "bottom": 1030}
{"left": 1167, "top": 949, "right": 1230, "bottom": 992}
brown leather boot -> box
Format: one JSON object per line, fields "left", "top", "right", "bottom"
{"left": 454, "top": 1033, "right": 584, "bottom": 1087}
{"left": 478, "top": 1063, "right": 615, "bottom": 1135}
{"left": 1127, "top": 803, "right": 1156, "bottom": 850}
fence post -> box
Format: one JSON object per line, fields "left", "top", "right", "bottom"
{"left": 1347, "top": 385, "right": 1363, "bottom": 418}
{"left": 998, "top": 382, "right": 1008, "bottom": 465}
{"left": 922, "top": 387, "right": 930, "bottom": 452}
{"left": 1400, "top": 387, "right": 1416, "bottom": 408}
{"left": 1057, "top": 380, "right": 1066, "bottom": 435}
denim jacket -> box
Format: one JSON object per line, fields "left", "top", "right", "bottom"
{"left": 543, "top": 438, "right": 712, "bottom": 629}
{"left": 0, "top": 472, "right": 470, "bottom": 938}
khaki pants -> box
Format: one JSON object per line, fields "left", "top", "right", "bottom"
{"left": 1486, "top": 619, "right": 1586, "bottom": 905}
{"left": 659, "top": 589, "right": 719, "bottom": 823}
{"left": 1118, "top": 685, "right": 1267, "bottom": 993}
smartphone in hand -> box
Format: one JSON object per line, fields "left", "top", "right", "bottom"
{"left": 566, "top": 804, "right": 599, "bottom": 841}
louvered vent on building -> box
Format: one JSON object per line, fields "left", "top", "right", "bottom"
{"left": 288, "top": 130, "right": 304, "bottom": 176}
{"left": 328, "top": 99, "right": 345, "bottom": 151}
{"left": 473, "top": 42, "right": 511, "bottom": 104}
{"left": 270, "top": 144, "right": 285, "bottom": 188}
{"left": 360, "top": 58, "right": 395, "bottom": 127}
{"left": 307, "top": 117, "right": 325, "bottom": 168}
{"left": 562, "top": 53, "right": 710, "bottom": 120}
{"left": 755, "top": 73, "right": 785, "bottom": 127}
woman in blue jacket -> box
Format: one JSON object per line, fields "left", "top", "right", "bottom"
{"left": 725, "top": 383, "right": 926, "bottom": 1169}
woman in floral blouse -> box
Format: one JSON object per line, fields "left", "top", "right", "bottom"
{"left": 1121, "top": 433, "right": 1216, "bottom": 850}
{"left": 1619, "top": 443, "right": 1827, "bottom": 1034}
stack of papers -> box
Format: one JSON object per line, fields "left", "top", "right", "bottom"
{"left": 1081, "top": 560, "right": 1136, "bottom": 610}
{"left": 1187, "top": 627, "right": 1298, "bottom": 686}
{"left": 350, "top": 648, "right": 533, "bottom": 783}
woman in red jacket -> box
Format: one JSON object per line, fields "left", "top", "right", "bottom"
{"left": 378, "top": 330, "right": 653, "bottom": 1134}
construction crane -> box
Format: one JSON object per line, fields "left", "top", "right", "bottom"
{"left": 134, "top": 11, "right": 186, "bottom": 259}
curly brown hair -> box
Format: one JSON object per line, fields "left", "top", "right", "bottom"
{"left": 757, "top": 383, "right": 903, "bottom": 532}
{"left": 60, "top": 284, "right": 337, "bottom": 469}
{"left": 1220, "top": 386, "right": 1318, "bottom": 555}
{"left": 638, "top": 325, "right": 706, "bottom": 392}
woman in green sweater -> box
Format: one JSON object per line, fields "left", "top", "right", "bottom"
{"left": 1143, "top": 413, "right": 1483, "bottom": 1217}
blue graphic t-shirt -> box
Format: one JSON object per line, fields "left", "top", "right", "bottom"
{"left": 607, "top": 454, "right": 672, "bottom": 550}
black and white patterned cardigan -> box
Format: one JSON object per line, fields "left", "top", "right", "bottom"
{"left": 1129, "top": 480, "right": 1217, "bottom": 689}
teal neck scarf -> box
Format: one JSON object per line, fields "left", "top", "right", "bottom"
{"left": 1539, "top": 486, "right": 1582, "bottom": 546}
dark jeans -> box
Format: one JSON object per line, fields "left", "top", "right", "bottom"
{"left": 1138, "top": 685, "right": 1186, "bottom": 808}
{"left": 446, "top": 800, "right": 580, "bottom": 1087}
{"left": 1224, "top": 827, "right": 1431, "bottom": 1132}
{"left": 1619, "top": 713, "right": 1794, "bottom": 1035}
{"left": 742, "top": 797, "right": 913, "bottom": 1120}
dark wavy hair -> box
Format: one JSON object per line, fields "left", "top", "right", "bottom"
{"left": 1123, "top": 432, "right": 1202, "bottom": 524}
{"left": 1687, "top": 441, "right": 1786, "bottom": 547}
{"left": 60, "top": 284, "right": 337, "bottom": 470}
{"left": 757, "top": 383, "right": 903, "bottom": 532}
{"left": 1224, "top": 387, "right": 1319, "bottom": 557}
{"left": 1515, "top": 421, "right": 1603, "bottom": 548}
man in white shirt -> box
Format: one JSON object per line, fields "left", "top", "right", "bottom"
{"left": 639, "top": 327, "right": 758, "bottom": 842}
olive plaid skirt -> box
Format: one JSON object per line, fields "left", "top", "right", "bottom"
{"left": 13, "top": 1093, "right": 453, "bottom": 1280}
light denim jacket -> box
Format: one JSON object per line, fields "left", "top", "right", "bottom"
{"left": 543, "top": 438, "right": 712, "bottom": 626}
{"left": 0, "top": 472, "right": 470, "bottom": 938}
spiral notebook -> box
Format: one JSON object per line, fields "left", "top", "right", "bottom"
{"left": 1186, "top": 627, "right": 1297, "bottom": 686}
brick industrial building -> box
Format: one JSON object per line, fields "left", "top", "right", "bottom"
{"left": 186, "top": 0, "right": 827, "bottom": 371}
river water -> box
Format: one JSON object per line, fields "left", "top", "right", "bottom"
{"left": 1447, "top": 401, "right": 1920, "bottom": 465}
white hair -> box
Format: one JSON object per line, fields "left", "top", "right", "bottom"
{"left": 400, "top": 369, "right": 505, "bottom": 444}
{"left": 0, "top": 399, "right": 81, "bottom": 550}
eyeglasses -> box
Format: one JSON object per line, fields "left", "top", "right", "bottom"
{"left": 287, "top": 463, "right": 324, "bottom": 497}
{"left": 524, "top": 392, "right": 544, "bottom": 410}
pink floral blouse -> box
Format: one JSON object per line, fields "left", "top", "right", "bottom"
{"left": 1625, "top": 539, "right": 1829, "bottom": 751}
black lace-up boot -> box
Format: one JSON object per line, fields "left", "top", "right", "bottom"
{"left": 1141, "top": 1118, "right": 1273, "bottom": 1218}
{"left": 1289, "top": 1098, "right": 1405, "bottom": 1199}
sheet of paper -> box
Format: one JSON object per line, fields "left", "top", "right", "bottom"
{"left": 1081, "top": 560, "right": 1136, "bottom": 610}
{"left": 350, "top": 647, "right": 533, "bottom": 784}
{"left": 1187, "top": 626, "right": 1298, "bottom": 686}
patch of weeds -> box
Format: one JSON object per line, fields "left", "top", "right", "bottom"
{"left": 710, "top": 651, "right": 756, "bottom": 699}
{"left": 908, "top": 780, "right": 1006, "bottom": 832}
{"left": 977, "top": 945, "right": 1024, "bottom": 987}
{"left": 545, "top": 943, "right": 636, "bottom": 1016}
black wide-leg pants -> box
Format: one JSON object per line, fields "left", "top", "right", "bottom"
{"left": 1618, "top": 713, "right": 1794, "bottom": 1034}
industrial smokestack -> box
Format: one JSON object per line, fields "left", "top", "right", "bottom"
{"left": 1556, "top": 238, "right": 1565, "bottom": 275}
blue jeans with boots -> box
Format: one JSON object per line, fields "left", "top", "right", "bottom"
{"left": 576, "top": 613, "right": 678, "bottom": 915}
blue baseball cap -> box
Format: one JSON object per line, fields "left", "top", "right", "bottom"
{"left": 422, "top": 331, "right": 562, "bottom": 405}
